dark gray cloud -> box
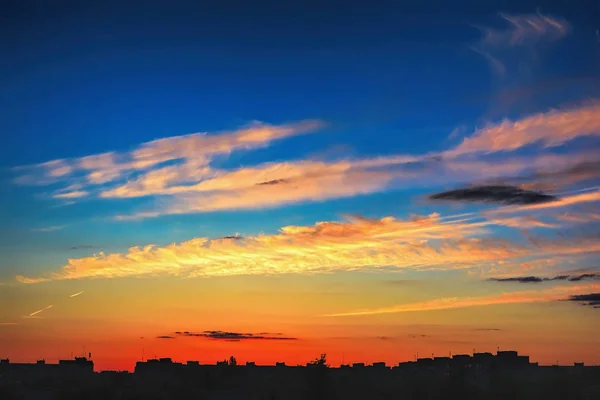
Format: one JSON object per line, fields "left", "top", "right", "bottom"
{"left": 565, "top": 293, "right": 600, "bottom": 308}
{"left": 488, "top": 273, "right": 600, "bottom": 284}
{"left": 489, "top": 276, "right": 545, "bottom": 283}
{"left": 156, "top": 335, "right": 175, "bottom": 339}
{"left": 220, "top": 235, "right": 243, "bottom": 240}
{"left": 256, "top": 179, "right": 288, "bottom": 186}
{"left": 567, "top": 273, "right": 600, "bottom": 282}
{"left": 472, "top": 328, "right": 501, "bottom": 331}
{"left": 428, "top": 185, "right": 556, "bottom": 205}
{"left": 70, "top": 245, "right": 98, "bottom": 250}
{"left": 175, "top": 330, "right": 297, "bottom": 341}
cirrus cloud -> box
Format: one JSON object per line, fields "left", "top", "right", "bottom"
{"left": 15, "top": 211, "right": 600, "bottom": 283}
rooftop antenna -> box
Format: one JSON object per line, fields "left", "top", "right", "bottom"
{"left": 142, "top": 348, "right": 145, "bottom": 362}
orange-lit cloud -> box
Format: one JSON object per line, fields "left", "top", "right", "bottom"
{"left": 14, "top": 120, "right": 324, "bottom": 186}
{"left": 15, "top": 212, "right": 600, "bottom": 283}
{"left": 110, "top": 152, "right": 599, "bottom": 218}
{"left": 101, "top": 157, "right": 414, "bottom": 199}
{"left": 325, "top": 283, "right": 600, "bottom": 317}
{"left": 557, "top": 212, "right": 600, "bottom": 223}
{"left": 53, "top": 190, "right": 89, "bottom": 199}
{"left": 449, "top": 102, "right": 600, "bottom": 156}
{"left": 489, "top": 216, "right": 557, "bottom": 229}
{"left": 12, "top": 103, "right": 600, "bottom": 218}
{"left": 497, "top": 190, "right": 600, "bottom": 214}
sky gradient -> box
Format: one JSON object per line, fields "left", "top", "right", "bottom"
{"left": 1, "top": 0, "right": 600, "bottom": 371}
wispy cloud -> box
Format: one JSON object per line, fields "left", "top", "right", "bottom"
{"left": 558, "top": 212, "right": 600, "bottom": 223}
{"left": 0, "top": 322, "right": 18, "bottom": 326}
{"left": 15, "top": 120, "right": 323, "bottom": 187}
{"left": 53, "top": 190, "right": 88, "bottom": 199}
{"left": 488, "top": 273, "right": 600, "bottom": 284}
{"left": 325, "top": 284, "right": 600, "bottom": 317}
{"left": 113, "top": 152, "right": 600, "bottom": 219}
{"left": 15, "top": 212, "right": 600, "bottom": 283}
{"left": 480, "top": 13, "right": 569, "bottom": 47}
{"left": 472, "top": 12, "right": 569, "bottom": 75}
{"left": 31, "top": 225, "right": 64, "bottom": 232}
{"left": 12, "top": 101, "right": 600, "bottom": 219}
{"left": 69, "top": 291, "right": 84, "bottom": 298}
{"left": 448, "top": 101, "right": 600, "bottom": 156}
{"left": 487, "top": 216, "right": 557, "bottom": 229}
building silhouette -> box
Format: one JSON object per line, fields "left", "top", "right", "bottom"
{"left": 2, "top": 350, "right": 600, "bottom": 399}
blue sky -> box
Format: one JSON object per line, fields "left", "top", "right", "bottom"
{"left": 1, "top": 0, "right": 600, "bottom": 281}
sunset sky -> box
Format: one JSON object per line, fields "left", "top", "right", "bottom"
{"left": 1, "top": 0, "right": 600, "bottom": 371}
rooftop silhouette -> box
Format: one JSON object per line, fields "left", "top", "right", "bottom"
{"left": 2, "top": 349, "right": 599, "bottom": 399}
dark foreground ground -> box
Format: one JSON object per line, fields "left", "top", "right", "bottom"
{"left": 2, "top": 364, "right": 600, "bottom": 400}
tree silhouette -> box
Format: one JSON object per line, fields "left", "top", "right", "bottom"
{"left": 309, "top": 353, "right": 328, "bottom": 367}
{"left": 228, "top": 356, "right": 237, "bottom": 366}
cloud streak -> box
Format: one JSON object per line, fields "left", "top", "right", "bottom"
{"left": 175, "top": 331, "right": 297, "bottom": 341}
{"left": 27, "top": 305, "right": 53, "bottom": 317}
{"left": 325, "top": 284, "right": 600, "bottom": 316}
{"left": 480, "top": 13, "right": 569, "bottom": 47}
{"left": 488, "top": 273, "right": 600, "bottom": 284}
{"left": 472, "top": 12, "right": 569, "bottom": 75}
{"left": 15, "top": 212, "right": 600, "bottom": 283}
{"left": 448, "top": 102, "right": 600, "bottom": 156}
{"left": 69, "top": 291, "right": 85, "bottom": 298}
{"left": 15, "top": 120, "right": 323, "bottom": 186}
{"left": 12, "top": 100, "right": 600, "bottom": 219}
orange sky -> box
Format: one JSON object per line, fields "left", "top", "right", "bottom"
{"left": 3, "top": 273, "right": 600, "bottom": 371}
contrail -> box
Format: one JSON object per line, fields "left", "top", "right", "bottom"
{"left": 69, "top": 291, "right": 84, "bottom": 298}
{"left": 0, "top": 322, "right": 18, "bottom": 325}
{"left": 28, "top": 305, "right": 53, "bottom": 317}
